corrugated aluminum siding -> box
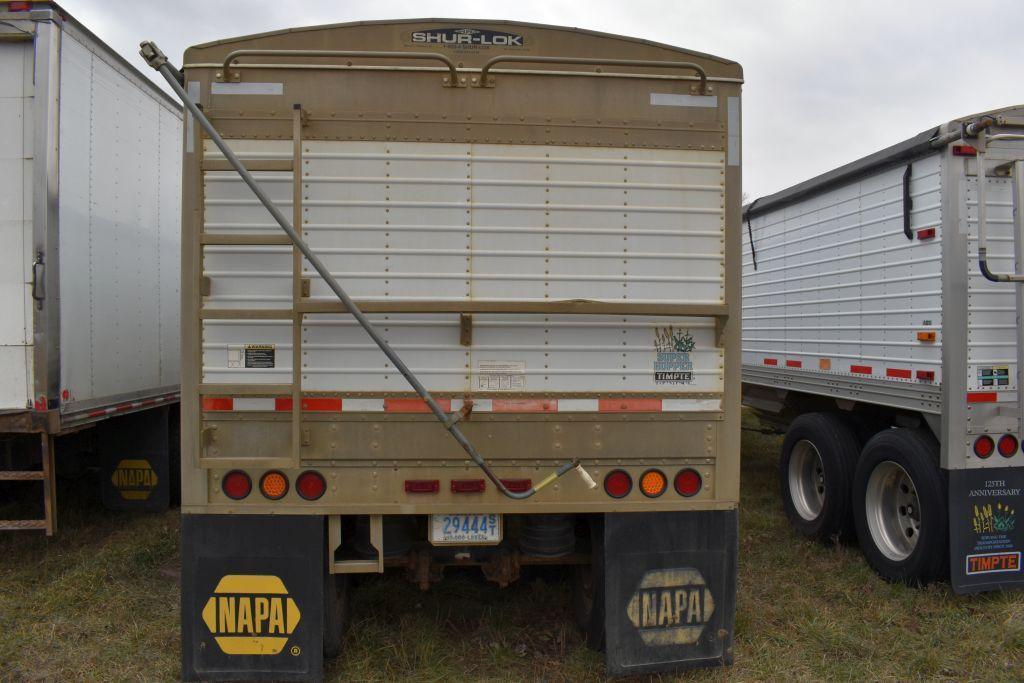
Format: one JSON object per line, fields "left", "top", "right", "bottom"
{"left": 202, "top": 140, "right": 725, "bottom": 395}
{"left": 742, "top": 153, "right": 944, "bottom": 383}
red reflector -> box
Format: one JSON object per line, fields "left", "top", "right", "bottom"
{"left": 850, "top": 365, "right": 873, "bottom": 375}
{"left": 598, "top": 399, "right": 662, "bottom": 412}
{"left": 952, "top": 144, "right": 977, "bottom": 157}
{"left": 786, "top": 360, "right": 802, "bottom": 368}
{"left": 296, "top": 470, "right": 327, "bottom": 500}
{"left": 405, "top": 479, "right": 439, "bottom": 493}
{"left": 998, "top": 435, "right": 1019, "bottom": 458}
{"left": 968, "top": 392, "right": 998, "bottom": 403}
{"left": 603, "top": 470, "right": 632, "bottom": 498}
{"left": 916, "top": 370, "right": 936, "bottom": 381}
{"left": 385, "top": 398, "right": 450, "bottom": 413}
{"left": 8, "top": 2, "right": 30, "bottom": 11}
{"left": 763, "top": 358, "right": 778, "bottom": 366}
{"left": 500, "top": 478, "right": 532, "bottom": 493}
{"left": 222, "top": 470, "right": 252, "bottom": 500}
{"left": 886, "top": 368, "right": 912, "bottom": 379}
{"left": 974, "top": 435, "right": 995, "bottom": 458}
{"left": 451, "top": 479, "right": 486, "bottom": 493}
{"left": 917, "top": 227, "right": 936, "bottom": 240}
{"left": 202, "top": 397, "right": 233, "bottom": 411}
{"left": 674, "top": 469, "right": 702, "bottom": 497}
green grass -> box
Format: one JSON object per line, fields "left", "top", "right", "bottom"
{"left": 2, "top": 411, "right": 1024, "bottom": 681}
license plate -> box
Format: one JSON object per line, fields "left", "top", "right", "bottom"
{"left": 429, "top": 513, "right": 503, "bottom": 545}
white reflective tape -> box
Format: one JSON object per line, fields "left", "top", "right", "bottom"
{"left": 727, "top": 97, "right": 741, "bottom": 166}
{"left": 559, "top": 399, "right": 600, "bottom": 412}
{"left": 650, "top": 93, "right": 718, "bottom": 108}
{"left": 233, "top": 398, "right": 276, "bottom": 411}
{"left": 211, "top": 82, "right": 284, "bottom": 96}
{"left": 470, "top": 399, "right": 493, "bottom": 412}
{"left": 185, "top": 81, "right": 199, "bottom": 153}
{"left": 663, "top": 398, "right": 722, "bottom": 412}
{"left": 343, "top": 398, "right": 385, "bottom": 412}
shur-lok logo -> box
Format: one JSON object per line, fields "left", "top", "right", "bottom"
{"left": 626, "top": 568, "right": 715, "bottom": 645}
{"left": 411, "top": 27, "right": 524, "bottom": 47}
{"left": 111, "top": 459, "right": 158, "bottom": 501}
{"left": 202, "top": 575, "right": 301, "bottom": 655}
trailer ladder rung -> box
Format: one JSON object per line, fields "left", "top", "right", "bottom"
{"left": 203, "top": 159, "right": 294, "bottom": 172}
{"left": 0, "top": 471, "right": 47, "bottom": 481}
{"left": 0, "top": 433, "right": 56, "bottom": 535}
{"left": 0, "top": 519, "right": 49, "bottom": 531}
{"left": 201, "top": 234, "right": 294, "bottom": 246}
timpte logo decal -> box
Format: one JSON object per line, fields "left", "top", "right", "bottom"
{"left": 110, "top": 459, "right": 159, "bottom": 501}
{"left": 653, "top": 326, "right": 696, "bottom": 385}
{"left": 966, "top": 551, "right": 1021, "bottom": 575}
{"left": 410, "top": 28, "right": 525, "bottom": 48}
{"left": 626, "top": 568, "right": 714, "bottom": 646}
{"left": 201, "top": 575, "right": 301, "bottom": 655}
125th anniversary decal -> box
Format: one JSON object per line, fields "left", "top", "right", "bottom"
{"left": 966, "top": 478, "right": 1022, "bottom": 576}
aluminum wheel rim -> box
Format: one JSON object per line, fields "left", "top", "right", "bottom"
{"left": 865, "top": 460, "right": 921, "bottom": 561}
{"left": 788, "top": 439, "right": 826, "bottom": 521}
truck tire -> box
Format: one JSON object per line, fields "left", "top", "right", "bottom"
{"left": 852, "top": 428, "right": 947, "bottom": 585}
{"left": 571, "top": 515, "right": 605, "bottom": 650}
{"left": 323, "top": 574, "right": 351, "bottom": 659}
{"left": 779, "top": 413, "right": 859, "bottom": 542}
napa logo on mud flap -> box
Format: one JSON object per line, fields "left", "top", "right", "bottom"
{"left": 626, "top": 568, "right": 714, "bottom": 646}
{"left": 653, "top": 326, "right": 696, "bottom": 385}
{"left": 201, "top": 575, "right": 301, "bottom": 655}
{"left": 110, "top": 459, "right": 158, "bottom": 501}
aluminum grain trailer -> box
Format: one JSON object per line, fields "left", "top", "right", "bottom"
{"left": 0, "top": 1, "right": 182, "bottom": 533}
{"left": 143, "top": 18, "right": 743, "bottom": 680}
{"left": 742, "top": 106, "right": 1024, "bottom": 593}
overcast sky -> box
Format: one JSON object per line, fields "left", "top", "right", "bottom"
{"left": 59, "top": 0, "right": 1023, "bottom": 199}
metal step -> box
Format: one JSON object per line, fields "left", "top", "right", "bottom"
{"left": 0, "top": 519, "right": 48, "bottom": 531}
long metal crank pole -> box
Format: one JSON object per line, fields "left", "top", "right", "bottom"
{"left": 141, "top": 42, "right": 594, "bottom": 499}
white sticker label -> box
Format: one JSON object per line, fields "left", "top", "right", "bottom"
{"left": 210, "top": 82, "right": 284, "bottom": 96}
{"left": 476, "top": 360, "right": 526, "bottom": 391}
{"left": 650, "top": 93, "right": 718, "bottom": 108}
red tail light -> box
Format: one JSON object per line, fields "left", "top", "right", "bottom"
{"left": 952, "top": 144, "right": 977, "bottom": 157}
{"left": 296, "top": 470, "right": 326, "bottom": 500}
{"left": 974, "top": 435, "right": 995, "bottom": 458}
{"left": 674, "top": 469, "right": 702, "bottom": 497}
{"left": 604, "top": 470, "right": 632, "bottom": 498}
{"left": 222, "top": 470, "right": 251, "bottom": 500}
{"left": 451, "top": 479, "right": 486, "bottom": 493}
{"left": 404, "top": 479, "right": 439, "bottom": 493}
{"left": 998, "top": 434, "right": 1019, "bottom": 458}
{"left": 500, "top": 478, "right": 532, "bottom": 493}
{"left": 8, "top": 2, "right": 31, "bottom": 11}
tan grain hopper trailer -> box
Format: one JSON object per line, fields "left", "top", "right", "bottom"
{"left": 143, "top": 19, "right": 743, "bottom": 679}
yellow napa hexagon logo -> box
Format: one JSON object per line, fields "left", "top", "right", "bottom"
{"left": 111, "top": 459, "right": 158, "bottom": 501}
{"left": 626, "top": 567, "right": 715, "bottom": 646}
{"left": 201, "top": 575, "right": 301, "bottom": 655}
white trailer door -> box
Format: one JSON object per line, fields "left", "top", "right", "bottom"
{"left": 0, "top": 39, "right": 34, "bottom": 410}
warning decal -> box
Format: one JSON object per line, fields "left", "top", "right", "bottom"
{"left": 245, "top": 344, "right": 276, "bottom": 369}
{"left": 476, "top": 360, "right": 526, "bottom": 391}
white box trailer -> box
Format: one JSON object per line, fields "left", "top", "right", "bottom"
{"left": 0, "top": 2, "right": 182, "bottom": 533}
{"left": 742, "top": 105, "right": 1024, "bottom": 593}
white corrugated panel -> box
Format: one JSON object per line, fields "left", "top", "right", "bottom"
{"left": 0, "top": 40, "right": 33, "bottom": 410}
{"left": 57, "top": 32, "right": 182, "bottom": 407}
{"left": 202, "top": 141, "right": 725, "bottom": 394}
{"left": 964, "top": 150, "right": 1019, "bottom": 395}
{"left": 742, "top": 154, "right": 944, "bottom": 382}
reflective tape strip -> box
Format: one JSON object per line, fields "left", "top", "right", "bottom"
{"left": 384, "top": 398, "right": 451, "bottom": 413}
{"left": 234, "top": 398, "right": 275, "bottom": 411}
{"left": 492, "top": 399, "right": 557, "bottom": 413}
{"left": 343, "top": 398, "right": 385, "bottom": 412}
{"left": 598, "top": 399, "right": 663, "bottom": 412}
{"left": 968, "top": 392, "right": 998, "bottom": 403}
{"left": 558, "top": 399, "right": 600, "bottom": 412}
{"left": 663, "top": 398, "right": 721, "bottom": 412}
{"left": 850, "top": 365, "right": 873, "bottom": 375}
{"left": 87, "top": 393, "right": 179, "bottom": 418}
{"left": 886, "top": 368, "right": 912, "bottom": 379}
{"left": 202, "top": 396, "right": 723, "bottom": 413}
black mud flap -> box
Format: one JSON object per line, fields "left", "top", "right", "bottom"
{"left": 949, "top": 467, "right": 1024, "bottom": 594}
{"left": 604, "top": 510, "right": 737, "bottom": 676}
{"left": 181, "top": 514, "right": 324, "bottom": 682}
{"left": 98, "top": 406, "right": 170, "bottom": 512}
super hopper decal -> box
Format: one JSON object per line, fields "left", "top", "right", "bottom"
{"left": 654, "top": 326, "right": 696, "bottom": 385}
